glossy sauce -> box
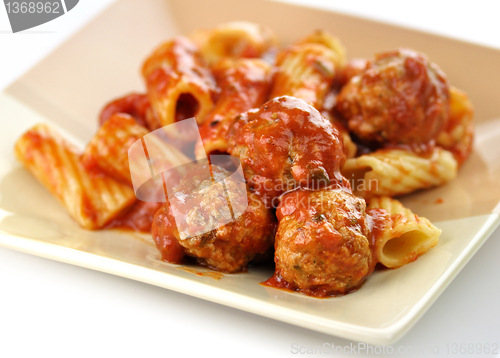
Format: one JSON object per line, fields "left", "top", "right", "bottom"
{"left": 99, "top": 93, "right": 150, "bottom": 128}
{"left": 142, "top": 36, "right": 217, "bottom": 126}
{"left": 197, "top": 58, "right": 271, "bottom": 156}
{"left": 151, "top": 202, "right": 185, "bottom": 263}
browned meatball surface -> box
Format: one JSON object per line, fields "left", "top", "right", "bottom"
{"left": 227, "top": 96, "right": 347, "bottom": 208}
{"left": 336, "top": 48, "right": 450, "bottom": 146}
{"left": 266, "top": 188, "right": 374, "bottom": 296}
{"left": 152, "top": 163, "right": 276, "bottom": 273}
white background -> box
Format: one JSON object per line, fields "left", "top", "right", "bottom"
{"left": 1, "top": 1, "right": 500, "bottom": 357}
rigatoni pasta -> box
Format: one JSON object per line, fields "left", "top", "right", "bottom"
{"left": 190, "top": 21, "right": 277, "bottom": 66}
{"left": 367, "top": 196, "right": 441, "bottom": 268}
{"left": 270, "top": 42, "right": 338, "bottom": 111}
{"left": 342, "top": 147, "right": 458, "bottom": 198}
{"left": 82, "top": 113, "right": 150, "bottom": 185}
{"left": 15, "top": 124, "right": 136, "bottom": 230}
{"left": 294, "top": 30, "right": 346, "bottom": 69}
{"left": 142, "top": 37, "right": 216, "bottom": 127}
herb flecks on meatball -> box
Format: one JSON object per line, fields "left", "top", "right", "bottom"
{"left": 266, "top": 188, "right": 375, "bottom": 297}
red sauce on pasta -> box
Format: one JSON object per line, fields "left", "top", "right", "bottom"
{"left": 99, "top": 93, "right": 150, "bottom": 128}
{"left": 366, "top": 207, "right": 390, "bottom": 263}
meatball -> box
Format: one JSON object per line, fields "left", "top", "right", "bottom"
{"left": 269, "top": 188, "right": 374, "bottom": 296}
{"left": 152, "top": 163, "right": 276, "bottom": 273}
{"left": 336, "top": 48, "right": 450, "bottom": 145}
{"left": 227, "top": 96, "right": 347, "bottom": 208}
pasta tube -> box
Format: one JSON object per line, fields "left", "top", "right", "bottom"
{"left": 82, "top": 114, "right": 150, "bottom": 185}
{"left": 15, "top": 124, "right": 136, "bottom": 230}
{"left": 367, "top": 196, "right": 441, "bottom": 268}
{"left": 190, "top": 21, "right": 277, "bottom": 66}
{"left": 270, "top": 43, "right": 338, "bottom": 111}
{"left": 342, "top": 147, "right": 458, "bottom": 198}
{"left": 294, "top": 29, "right": 346, "bottom": 69}
{"left": 82, "top": 113, "right": 194, "bottom": 202}
{"left": 142, "top": 37, "right": 216, "bottom": 127}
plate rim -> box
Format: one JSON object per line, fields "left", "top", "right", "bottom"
{"left": 1, "top": 212, "right": 498, "bottom": 345}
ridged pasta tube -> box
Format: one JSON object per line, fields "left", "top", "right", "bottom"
{"left": 15, "top": 124, "right": 136, "bottom": 229}
{"left": 342, "top": 147, "right": 458, "bottom": 198}
{"left": 367, "top": 196, "right": 441, "bottom": 268}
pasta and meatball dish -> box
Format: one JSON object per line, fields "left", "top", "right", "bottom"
{"left": 14, "top": 22, "right": 474, "bottom": 297}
